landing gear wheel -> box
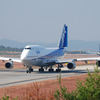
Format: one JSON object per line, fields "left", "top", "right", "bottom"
{"left": 56, "top": 69, "right": 61, "bottom": 72}
{"left": 26, "top": 70, "right": 29, "bottom": 73}
{"left": 49, "top": 69, "right": 54, "bottom": 72}
{"left": 31, "top": 69, "right": 33, "bottom": 72}
{"left": 26, "top": 67, "right": 33, "bottom": 73}
{"left": 29, "top": 70, "right": 31, "bottom": 73}
{"left": 39, "top": 68, "right": 44, "bottom": 72}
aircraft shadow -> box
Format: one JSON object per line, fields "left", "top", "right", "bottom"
{"left": 0, "top": 69, "right": 93, "bottom": 74}
{"left": 33, "top": 69, "right": 91, "bottom": 74}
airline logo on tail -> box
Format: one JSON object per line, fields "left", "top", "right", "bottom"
{"left": 59, "top": 24, "right": 68, "bottom": 49}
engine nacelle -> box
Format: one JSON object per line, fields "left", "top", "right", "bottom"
{"left": 5, "top": 61, "right": 13, "bottom": 69}
{"left": 67, "top": 62, "right": 76, "bottom": 69}
{"left": 96, "top": 61, "right": 100, "bottom": 67}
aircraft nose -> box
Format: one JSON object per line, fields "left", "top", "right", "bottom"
{"left": 20, "top": 50, "right": 28, "bottom": 61}
{"left": 20, "top": 52, "right": 28, "bottom": 65}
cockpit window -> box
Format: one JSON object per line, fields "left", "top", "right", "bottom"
{"left": 25, "top": 48, "right": 31, "bottom": 50}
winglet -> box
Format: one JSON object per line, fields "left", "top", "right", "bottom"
{"left": 58, "top": 24, "right": 68, "bottom": 49}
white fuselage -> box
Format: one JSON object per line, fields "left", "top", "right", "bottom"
{"left": 20, "top": 45, "right": 65, "bottom": 67}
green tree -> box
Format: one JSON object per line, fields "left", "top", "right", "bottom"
{"left": 54, "top": 65, "right": 100, "bottom": 100}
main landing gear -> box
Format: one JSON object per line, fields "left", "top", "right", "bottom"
{"left": 56, "top": 64, "right": 63, "bottom": 72}
{"left": 56, "top": 68, "right": 61, "bottom": 72}
{"left": 26, "top": 67, "right": 33, "bottom": 73}
{"left": 39, "top": 66, "right": 54, "bottom": 72}
{"left": 39, "top": 66, "right": 44, "bottom": 72}
{"left": 48, "top": 66, "right": 54, "bottom": 72}
{"left": 26, "top": 63, "right": 63, "bottom": 73}
{"left": 48, "top": 68, "right": 54, "bottom": 72}
{"left": 39, "top": 64, "right": 62, "bottom": 73}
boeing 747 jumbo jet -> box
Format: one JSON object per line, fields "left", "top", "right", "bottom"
{"left": 0, "top": 24, "right": 100, "bottom": 73}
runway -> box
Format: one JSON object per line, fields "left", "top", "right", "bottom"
{"left": 0, "top": 65, "right": 99, "bottom": 88}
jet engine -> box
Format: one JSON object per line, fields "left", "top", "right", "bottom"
{"left": 67, "top": 62, "right": 76, "bottom": 69}
{"left": 5, "top": 61, "right": 13, "bottom": 69}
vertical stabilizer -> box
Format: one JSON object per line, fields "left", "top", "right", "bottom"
{"left": 59, "top": 24, "right": 68, "bottom": 49}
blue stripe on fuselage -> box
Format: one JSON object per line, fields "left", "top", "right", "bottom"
{"left": 31, "top": 48, "right": 64, "bottom": 61}
{"left": 40, "top": 48, "right": 64, "bottom": 59}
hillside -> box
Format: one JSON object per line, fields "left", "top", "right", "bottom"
{"left": 0, "top": 39, "right": 100, "bottom": 51}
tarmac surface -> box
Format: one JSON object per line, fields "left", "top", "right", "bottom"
{"left": 0, "top": 64, "right": 99, "bottom": 88}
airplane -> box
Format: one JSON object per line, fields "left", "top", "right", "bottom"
{"left": 96, "top": 44, "right": 100, "bottom": 56}
{"left": 0, "top": 24, "right": 100, "bottom": 73}
{"left": 88, "top": 44, "right": 100, "bottom": 56}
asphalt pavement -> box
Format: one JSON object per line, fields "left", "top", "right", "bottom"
{"left": 0, "top": 65, "right": 99, "bottom": 88}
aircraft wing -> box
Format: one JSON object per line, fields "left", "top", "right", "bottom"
{"left": 76, "top": 57, "right": 100, "bottom": 61}
{"left": 55, "top": 57, "right": 100, "bottom": 64}
{"left": 0, "top": 57, "right": 21, "bottom": 63}
{"left": 43, "top": 58, "right": 77, "bottom": 64}
{"left": 55, "top": 59, "right": 77, "bottom": 63}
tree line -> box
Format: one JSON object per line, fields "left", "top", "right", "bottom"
{"left": 0, "top": 45, "right": 87, "bottom": 54}
{"left": 0, "top": 45, "right": 23, "bottom": 52}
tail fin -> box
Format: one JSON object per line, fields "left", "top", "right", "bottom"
{"left": 58, "top": 24, "right": 68, "bottom": 49}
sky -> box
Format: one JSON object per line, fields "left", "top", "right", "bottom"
{"left": 0, "top": 0, "right": 100, "bottom": 43}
